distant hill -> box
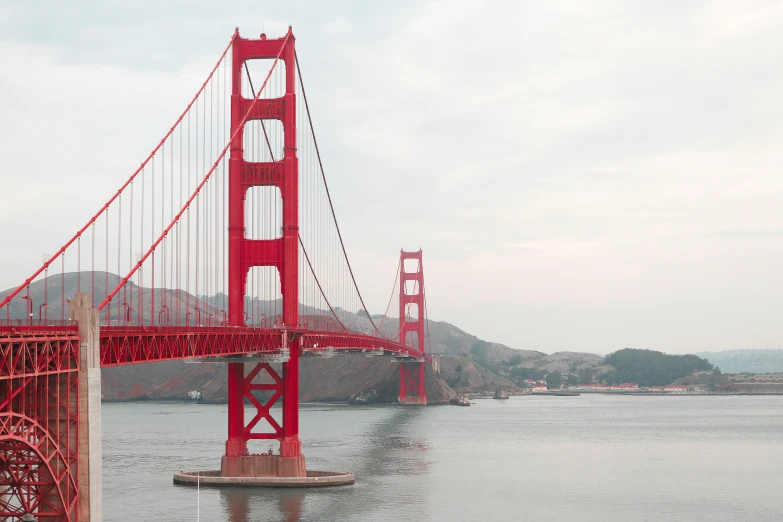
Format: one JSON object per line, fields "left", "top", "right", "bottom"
{"left": 603, "top": 348, "right": 714, "bottom": 386}
{"left": 3, "top": 272, "right": 748, "bottom": 401}
{"left": 697, "top": 350, "right": 783, "bottom": 374}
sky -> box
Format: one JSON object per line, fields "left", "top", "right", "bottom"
{"left": 1, "top": 1, "right": 783, "bottom": 354}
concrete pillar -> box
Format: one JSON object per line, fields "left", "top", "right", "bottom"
{"left": 70, "top": 294, "right": 103, "bottom": 522}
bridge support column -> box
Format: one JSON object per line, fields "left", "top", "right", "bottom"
{"left": 399, "top": 361, "right": 427, "bottom": 405}
{"left": 279, "top": 337, "right": 303, "bottom": 473}
{"left": 225, "top": 362, "right": 247, "bottom": 458}
{"left": 70, "top": 294, "right": 103, "bottom": 522}
{"left": 220, "top": 347, "right": 305, "bottom": 479}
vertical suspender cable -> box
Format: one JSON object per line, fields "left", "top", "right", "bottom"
{"left": 295, "top": 53, "right": 383, "bottom": 334}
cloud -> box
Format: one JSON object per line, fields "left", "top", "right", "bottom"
{"left": 1, "top": 1, "right": 783, "bottom": 354}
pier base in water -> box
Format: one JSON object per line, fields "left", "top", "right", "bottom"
{"left": 175, "top": 452, "right": 354, "bottom": 488}
{"left": 173, "top": 469, "right": 354, "bottom": 488}
{"left": 220, "top": 454, "right": 306, "bottom": 478}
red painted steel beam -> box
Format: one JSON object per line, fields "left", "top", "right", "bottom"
{"left": 239, "top": 97, "right": 284, "bottom": 121}
{"left": 98, "top": 327, "right": 426, "bottom": 366}
{"left": 2, "top": 325, "right": 428, "bottom": 369}
{"left": 99, "top": 326, "right": 285, "bottom": 366}
{"left": 299, "top": 332, "right": 427, "bottom": 360}
{"left": 241, "top": 160, "right": 284, "bottom": 190}
{"left": 0, "top": 331, "right": 80, "bottom": 380}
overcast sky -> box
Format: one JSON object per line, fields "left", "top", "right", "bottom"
{"left": 2, "top": 1, "right": 783, "bottom": 354}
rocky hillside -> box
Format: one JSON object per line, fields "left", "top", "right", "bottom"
{"left": 103, "top": 360, "right": 190, "bottom": 399}
{"left": 103, "top": 357, "right": 460, "bottom": 405}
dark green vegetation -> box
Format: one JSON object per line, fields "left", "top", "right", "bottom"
{"left": 545, "top": 371, "right": 562, "bottom": 389}
{"left": 509, "top": 366, "right": 546, "bottom": 381}
{"left": 603, "top": 348, "right": 714, "bottom": 387}
{"left": 469, "top": 340, "right": 490, "bottom": 366}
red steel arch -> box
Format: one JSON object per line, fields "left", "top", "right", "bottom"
{"left": 0, "top": 413, "right": 78, "bottom": 520}
{"left": 0, "top": 329, "right": 79, "bottom": 521}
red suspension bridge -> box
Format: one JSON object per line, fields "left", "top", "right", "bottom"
{"left": 0, "top": 28, "right": 430, "bottom": 521}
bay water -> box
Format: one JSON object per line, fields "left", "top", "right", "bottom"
{"left": 102, "top": 395, "right": 783, "bottom": 521}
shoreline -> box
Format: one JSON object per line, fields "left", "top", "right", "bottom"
{"left": 101, "top": 391, "right": 783, "bottom": 405}
{"left": 101, "top": 396, "right": 456, "bottom": 406}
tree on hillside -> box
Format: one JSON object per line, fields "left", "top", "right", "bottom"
{"left": 508, "top": 354, "right": 523, "bottom": 366}
{"left": 470, "top": 340, "right": 489, "bottom": 367}
{"left": 546, "top": 371, "right": 562, "bottom": 389}
{"left": 577, "top": 368, "right": 595, "bottom": 384}
{"left": 510, "top": 366, "right": 546, "bottom": 381}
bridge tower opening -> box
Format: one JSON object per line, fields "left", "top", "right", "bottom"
{"left": 224, "top": 27, "right": 304, "bottom": 478}
{"left": 398, "top": 250, "right": 427, "bottom": 405}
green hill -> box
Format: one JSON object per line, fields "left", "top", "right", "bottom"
{"left": 603, "top": 348, "right": 714, "bottom": 386}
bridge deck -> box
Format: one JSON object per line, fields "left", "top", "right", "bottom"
{"left": 1, "top": 325, "right": 425, "bottom": 367}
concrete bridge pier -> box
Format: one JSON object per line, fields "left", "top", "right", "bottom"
{"left": 70, "top": 294, "right": 103, "bottom": 522}
{"left": 399, "top": 361, "right": 427, "bottom": 405}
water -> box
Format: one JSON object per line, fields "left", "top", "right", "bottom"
{"left": 102, "top": 395, "right": 783, "bottom": 521}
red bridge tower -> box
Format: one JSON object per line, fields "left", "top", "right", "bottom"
{"left": 398, "top": 250, "right": 427, "bottom": 405}
{"left": 224, "top": 27, "right": 304, "bottom": 477}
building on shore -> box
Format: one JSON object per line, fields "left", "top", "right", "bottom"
{"left": 574, "top": 383, "right": 639, "bottom": 391}
{"left": 574, "top": 383, "right": 690, "bottom": 393}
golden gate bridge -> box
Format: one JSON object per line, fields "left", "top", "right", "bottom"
{"left": 0, "top": 27, "right": 430, "bottom": 521}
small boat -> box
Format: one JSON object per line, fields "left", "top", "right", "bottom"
{"left": 450, "top": 395, "right": 471, "bottom": 406}
{"left": 492, "top": 390, "right": 510, "bottom": 400}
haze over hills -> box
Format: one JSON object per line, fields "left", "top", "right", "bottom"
{"left": 2, "top": 272, "right": 773, "bottom": 402}
{"left": 696, "top": 350, "right": 783, "bottom": 374}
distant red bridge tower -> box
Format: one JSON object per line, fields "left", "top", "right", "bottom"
{"left": 398, "top": 250, "right": 427, "bottom": 405}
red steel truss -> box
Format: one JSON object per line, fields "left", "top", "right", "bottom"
{"left": 242, "top": 363, "right": 283, "bottom": 440}
{"left": 100, "top": 326, "right": 285, "bottom": 366}
{"left": 0, "top": 330, "right": 79, "bottom": 521}
{"left": 99, "top": 327, "right": 426, "bottom": 366}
